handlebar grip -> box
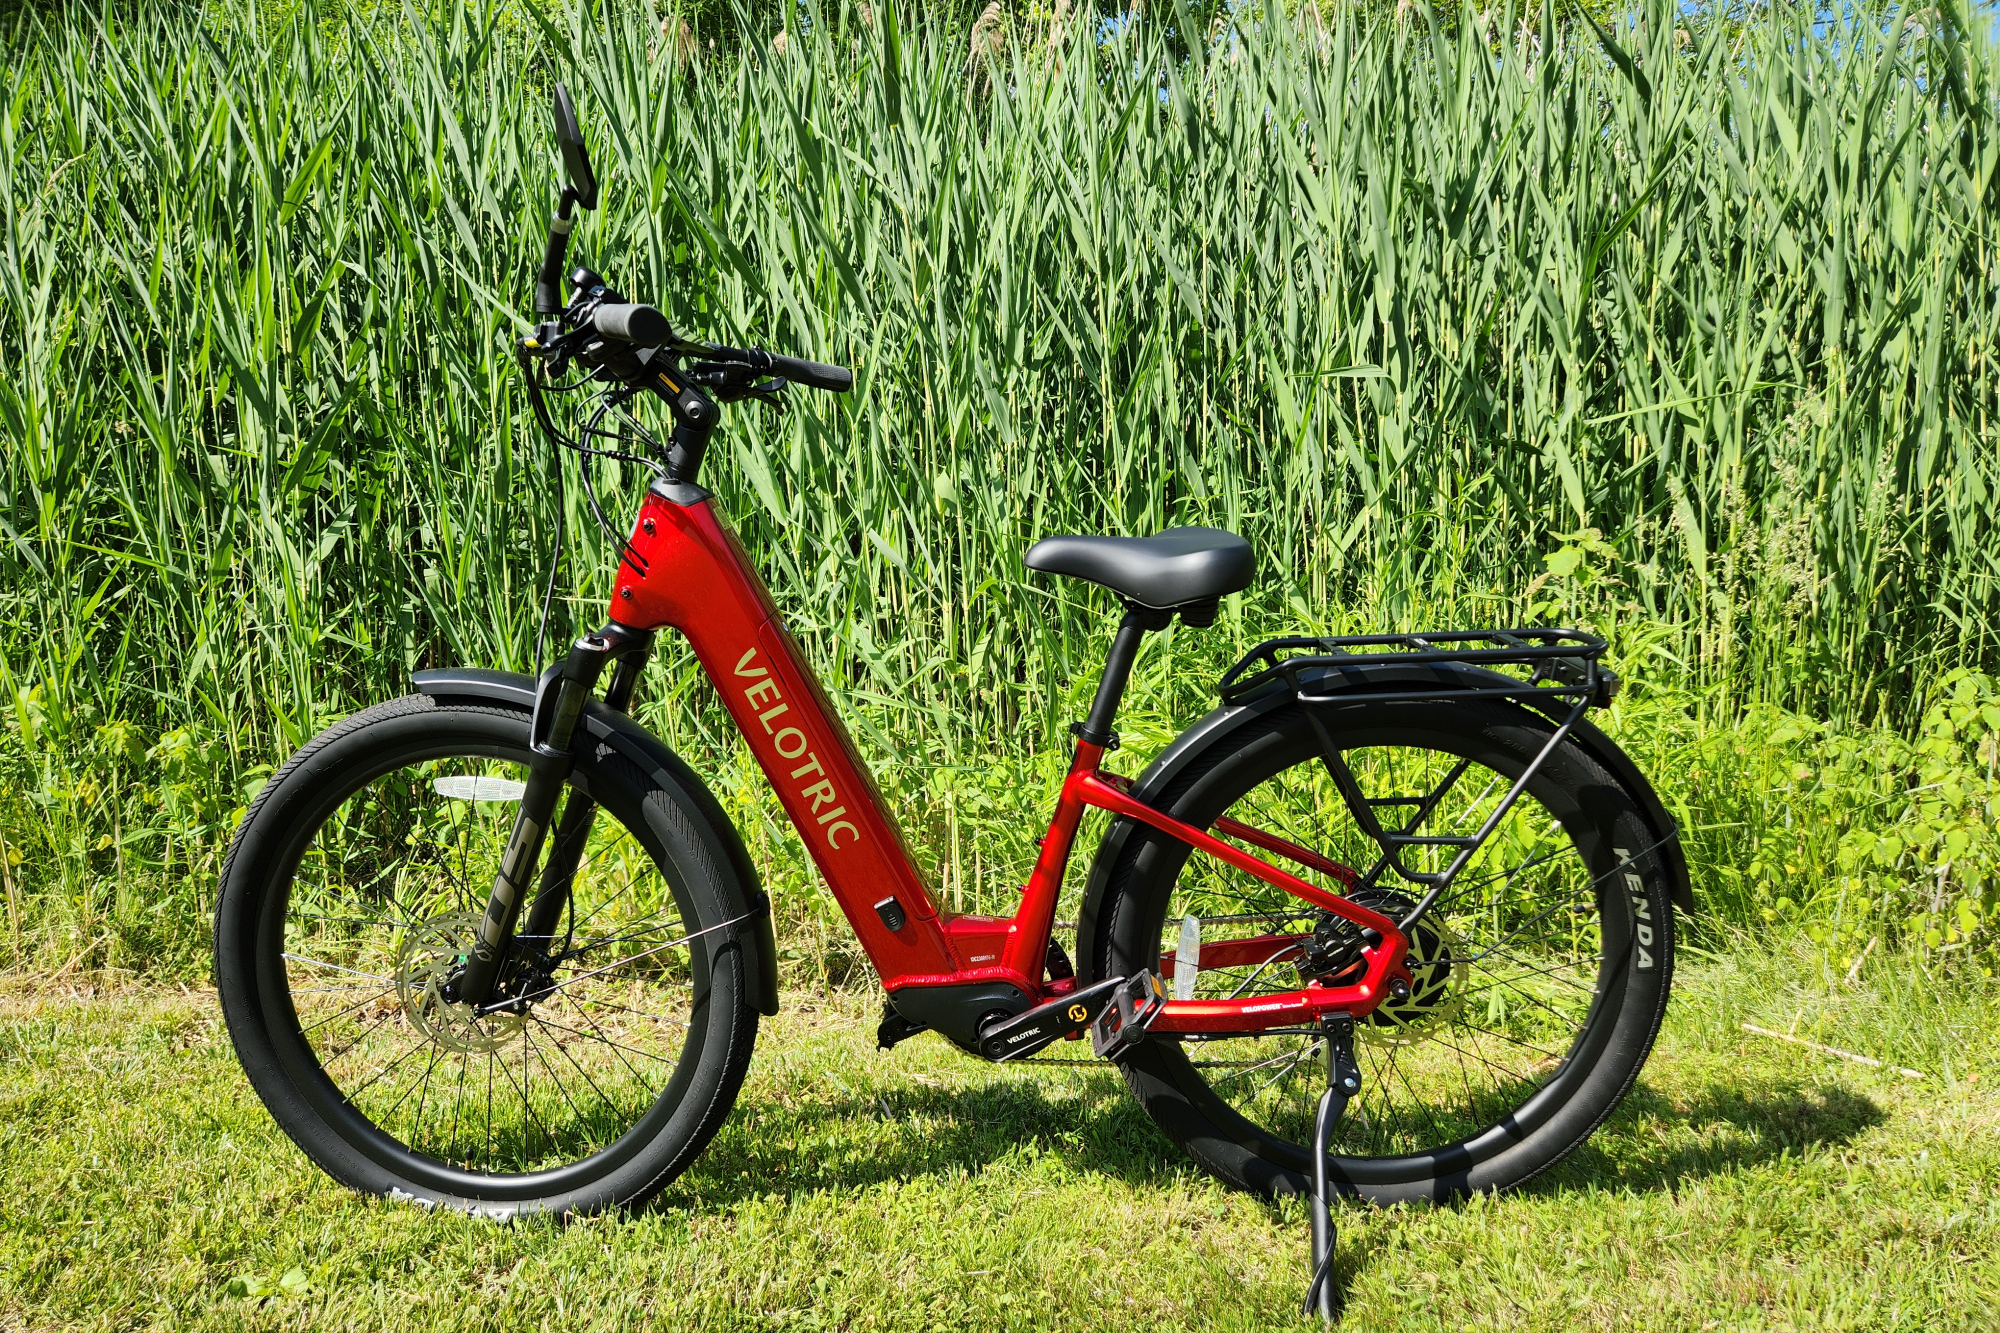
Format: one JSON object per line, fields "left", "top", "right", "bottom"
{"left": 594, "top": 303, "right": 673, "bottom": 345}
{"left": 764, "top": 352, "right": 853, "bottom": 393}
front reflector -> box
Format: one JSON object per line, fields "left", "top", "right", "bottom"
{"left": 432, "top": 775, "right": 526, "bottom": 802}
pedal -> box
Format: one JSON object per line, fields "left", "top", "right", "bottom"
{"left": 1089, "top": 970, "right": 1166, "bottom": 1059}
{"left": 877, "top": 1000, "right": 928, "bottom": 1051}
{"left": 976, "top": 976, "right": 1126, "bottom": 1062}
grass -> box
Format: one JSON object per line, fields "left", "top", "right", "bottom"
{"left": 2, "top": 941, "right": 1996, "bottom": 1331}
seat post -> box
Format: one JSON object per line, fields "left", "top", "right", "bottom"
{"left": 1077, "top": 605, "right": 1168, "bottom": 747}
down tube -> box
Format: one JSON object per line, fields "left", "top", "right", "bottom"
{"left": 608, "top": 483, "right": 957, "bottom": 978}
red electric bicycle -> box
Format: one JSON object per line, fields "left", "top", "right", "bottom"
{"left": 214, "top": 87, "right": 1687, "bottom": 1226}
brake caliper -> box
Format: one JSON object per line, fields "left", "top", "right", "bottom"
{"left": 1297, "top": 888, "right": 1463, "bottom": 1041}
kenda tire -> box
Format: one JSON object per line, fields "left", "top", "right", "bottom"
{"left": 1089, "top": 696, "right": 1674, "bottom": 1204}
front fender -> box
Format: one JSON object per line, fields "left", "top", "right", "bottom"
{"left": 412, "top": 667, "right": 780, "bottom": 1016}
{"left": 1074, "top": 662, "right": 1693, "bottom": 985}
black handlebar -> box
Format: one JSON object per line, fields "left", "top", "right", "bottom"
{"left": 593, "top": 302, "right": 673, "bottom": 345}
{"left": 578, "top": 300, "right": 854, "bottom": 395}
{"left": 764, "top": 351, "right": 853, "bottom": 394}
{"left": 706, "top": 343, "right": 854, "bottom": 393}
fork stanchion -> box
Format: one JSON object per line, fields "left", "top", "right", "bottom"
{"left": 1303, "top": 1014, "right": 1358, "bottom": 1323}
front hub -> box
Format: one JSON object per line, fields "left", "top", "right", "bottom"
{"left": 396, "top": 911, "right": 529, "bottom": 1053}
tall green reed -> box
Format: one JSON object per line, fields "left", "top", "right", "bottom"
{"left": 1, "top": 0, "right": 1996, "bottom": 971}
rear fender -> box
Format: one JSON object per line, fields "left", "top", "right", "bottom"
{"left": 412, "top": 667, "right": 780, "bottom": 1015}
{"left": 1075, "top": 663, "right": 1693, "bottom": 985}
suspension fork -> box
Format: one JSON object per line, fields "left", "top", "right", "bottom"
{"left": 516, "top": 639, "right": 650, "bottom": 953}
{"left": 455, "top": 622, "right": 653, "bottom": 1008}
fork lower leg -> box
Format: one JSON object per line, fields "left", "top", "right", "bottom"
{"left": 455, "top": 625, "right": 649, "bottom": 1007}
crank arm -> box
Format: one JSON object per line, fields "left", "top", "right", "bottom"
{"left": 976, "top": 975, "right": 1129, "bottom": 1062}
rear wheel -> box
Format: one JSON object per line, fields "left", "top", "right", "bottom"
{"left": 214, "top": 694, "right": 761, "bottom": 1217}
{"left": 1087, "top": 695, "right": 1674, "bottom": 1203}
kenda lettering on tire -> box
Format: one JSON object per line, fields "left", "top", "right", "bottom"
{"left": 1616, "top": 846, "right": 1655, "bottom": 970}
{"left": 735, "top": 647, "right": 861, "bottom": 850}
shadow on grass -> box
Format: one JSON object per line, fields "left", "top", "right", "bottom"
{"left": 1536, "top": 1076, "right": 1887, "bottom": 1195}
{"left": 669, "top": 1061, "right": 1887, "bottom": 1212}
{"left": 661, "top": 1068, "right": 1184, "bottom": 1209}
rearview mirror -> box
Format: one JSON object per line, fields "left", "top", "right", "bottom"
{"left": 553, "top": 83, "right": 598, "bottom": 211}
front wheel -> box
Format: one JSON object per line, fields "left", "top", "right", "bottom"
{"left": 1086, "top": 695, "right": 1675, "bottom": 1204}
{"left": 213, "top": 694, "right": 762, "bottom": 1217}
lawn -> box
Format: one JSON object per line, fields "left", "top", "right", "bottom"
{"left": 2, "top": 945, "right": 1994, "bottom": 1331}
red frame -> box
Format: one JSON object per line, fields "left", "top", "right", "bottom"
{"left": 611, "top": 491, "right": 1411, "bottom": 1035}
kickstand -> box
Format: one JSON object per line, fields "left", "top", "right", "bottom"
{"left": 1304, "top": 1014, "right": 1359, "bottom": 1323}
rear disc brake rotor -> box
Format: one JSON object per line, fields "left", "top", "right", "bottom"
{"left": 1297, "top": 888, "right": 1466, "bottom": 1047}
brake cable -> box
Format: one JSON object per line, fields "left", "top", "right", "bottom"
{"left": 518, "top": 356, "right": 660, "bottom": 671}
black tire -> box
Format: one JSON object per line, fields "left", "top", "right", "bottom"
{"left": 214, "top": 694, "right": 761, "bottom": 1218}
{"left": 1087, "top": 695, "right": 1674, "bottom": 1204}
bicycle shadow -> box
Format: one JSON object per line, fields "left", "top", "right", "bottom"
{"left": 660, "top": 1064, "right": 1886, "bottom": 1212}
{"left": 1528, "top": 1076, "right": 1888, "bottom": 1196}
{"left": 656, "top": 1066, "right": 1184, "bottom": 1210}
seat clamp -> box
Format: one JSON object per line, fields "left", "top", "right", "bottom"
{"left": 1071, "top": 721, "right": 1120, "bottom": 750}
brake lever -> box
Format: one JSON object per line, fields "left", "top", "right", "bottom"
{"left": 744, "top": 378, "right": 788, "bottom": 413}
{"left": 684, "top": 359, "right": 785, "bottom": 405}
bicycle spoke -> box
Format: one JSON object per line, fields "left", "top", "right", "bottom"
{"left": 344, "top": 1031, "right": 439, "bottom": 1104}
{"left": 557, "top": 992, "right": 690, "bottom": 1032}
{"left": 530, "top": 1009, "right": 677, "bottom": 1069}
{"left": 523, "top": 1026, "right": 592, "bottom": 1140}
{"left": 1456, "top": 949, "right": 1602, "bottom": 1000}
{"left": 1442, "top": 1017, "right": 1565, "bottom": 1064}
{"left": 558, "top": 1003, "right": 666, "bottom": 1097}
{"left": 530, "top": 1013, "right": 630, "bottom": 1121}
{"left": 491, "top": 1039, "right": 555, "bottom": 1163}
{"left": 289, "top": 911, "right": 424, "bottom": 930}
{"left": 446, "top": 1051, "right": 470, "bottom": 1166}
{"left": 283, "top": 954, "right": 394, "bottom": 985}
{"left": 1426, "top": 1029, "right": 1540, "bottom": 1085}
{"left": 558, "top": 824, "right": 644, "bottom": 934}
{"left": 317, "top": 1005, "right": 400, "bottom": 1069}
{"left": 561, "top": 908, "right": 693, "bottom": 961}
{"left": 1254, "top": 1042, "right": 1317, "bottom": 1094}
{"left": 384, "top": 1041, "right": 448, "bottom": 1135}
{"left": 1206, "top": 1043, "right": 1316, "bottom": 1089}
{"left": 297, "top": 985, "right": 397, "bottom": 1036}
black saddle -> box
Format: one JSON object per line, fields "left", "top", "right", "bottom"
{"left": 1023, "top": 527, "right": 1255, "bottom": 617}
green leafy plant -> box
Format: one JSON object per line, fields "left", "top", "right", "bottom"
{"left": 0, "top": 0, "right": 1995, "bottom": 970}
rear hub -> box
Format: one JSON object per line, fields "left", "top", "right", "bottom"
{"left": 1296, "top": 888, "right": 1465, "bottom": 1044}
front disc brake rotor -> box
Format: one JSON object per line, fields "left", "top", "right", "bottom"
{"left": 395, "top": 911, "right": 527, "bottom": 1054}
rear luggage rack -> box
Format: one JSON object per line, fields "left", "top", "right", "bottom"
{"left": 1219, "top": 628, "right": 1618, "bottom": 710}
{"left": 1216, "top": 628, "right": 1620, "bottom": 924}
